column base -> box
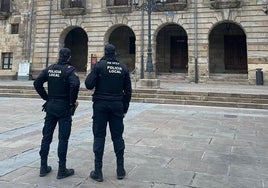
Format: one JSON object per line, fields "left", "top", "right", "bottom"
{"left": 139, "top": 78, "right": 160, "bottom": 89}
{"left": 138, "top": 72, "right": 160, "bottom": 89}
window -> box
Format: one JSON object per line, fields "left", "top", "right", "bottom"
{"left": 70, "top": 0, "right": 83, "bottom": 8}
{"left": 166, "top": 0, "right": 177, "bottom": 3}
{"left": 0, "top": 0, "right": 11, "bottom": 12}
{"left": 114, "top": 0, "right": 128, "bottom": 6}
{"left": 2, "top": 53, "right": 13, "bottom": 69}
{"left": 11, "top": 24, "right": 19, "bottom": 34}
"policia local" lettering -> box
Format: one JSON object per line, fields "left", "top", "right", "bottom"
{"left": 48, "top": 69, "right": 61, "bottom": 77}
{"left": 107, "top": 61, "right": 122, "bottom": 74}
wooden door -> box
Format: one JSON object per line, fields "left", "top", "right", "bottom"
{"left": 170, "top": 36, "right": 188, "bottom": 71}
{"left": 224, "top": 35, "right": 247, "bottom": 70}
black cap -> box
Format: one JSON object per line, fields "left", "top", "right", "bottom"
{"left": 104, "top": 43, "right": 116, "bottom": 56}
{"left": 59, "top": 48, "right": 71, "bottom": 59}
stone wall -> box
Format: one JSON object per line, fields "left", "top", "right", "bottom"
{"left": 1, "top": 0, "right": 267, "bottom": 84}
{"left": 0, "top": 0, "right": 31, "bottom": 79}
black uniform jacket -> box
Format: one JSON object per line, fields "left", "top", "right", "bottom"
{"left": 85, "top": 57, "right": 132, "bottom": 113}
{"left": 33, "top": 61, "right": 80, "bottom": 105}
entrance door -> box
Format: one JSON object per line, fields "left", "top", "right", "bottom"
{"left": 224, "top": 35, "right": 247, "bottom": 70}
{"left": 65, "top": 28, "right": 88, "bottom": 72}
{"left": 170, "top": 36, "right": 188, "bottom": 72}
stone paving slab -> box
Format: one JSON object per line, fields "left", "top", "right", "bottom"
{"left": 1, "top": 97, "right": 268, "bottom": 188}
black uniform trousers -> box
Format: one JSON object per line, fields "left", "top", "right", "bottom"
{"left": 39, "top": 99, "right": 72, "bottom": 163}
{"left": 92, "top": 100, "right": 125, "bottom": 163}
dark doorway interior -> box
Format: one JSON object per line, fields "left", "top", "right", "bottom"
{"left": 170, "top": 36, "right": 188, "bottom": 71}
{"left": 65, "top": 28, "right": 88, "bottom": 72}
{"left": 156, "top": 24, "right": 188, "bottom": 73}
{"left": 109, "top": 26, "right": 136, "bottom": 72}
{"left": 209, "top": 23, "right": 247, "bottom": 74}
{"left": 224, "top": 35, "right": 247, "bottom": 71}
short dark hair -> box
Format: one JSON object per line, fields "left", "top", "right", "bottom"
{"left": 59, "top": 48, "right": 71, "bottom": 60}
{"left": 104, "top": 43, "right": 116, "bottom": 56}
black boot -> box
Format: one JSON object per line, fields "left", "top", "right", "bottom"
{"left": 57, "top": 162, "right": 74, "bottom": 179}
{"left": 39, "top": 159, "right": 52, "bottom": 177}
{"left": 90, "top": 162, "right": 103, "bottom": 182}
{"left": 113, "top": 139, "right": 125, "bottom": 179}
{"left": 116, "top": 158, "right": 126, "bottom": 180}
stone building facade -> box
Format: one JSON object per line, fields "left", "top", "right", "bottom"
{"left": 0, "top": 0, "right": 32, "bottom": 79}
{"left": 0, "top": 0, "right": 267, "bottom": 85}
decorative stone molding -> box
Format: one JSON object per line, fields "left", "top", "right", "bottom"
{"left": 106, "top": 0, "right": 132, "bottom": 13}
{"left": 106, "top": 6, "right": 132, "bottom": 14}
{"left": 60, "top": 0, "right": 86, "bottom": 15}
{"left": 154, "top": 0, "right": 187, "bottom": 12}
{"left": 61, "top": 7, "right": 86, "bottom": 16}
{"left": 0, "top": 11, "right": 11, "bottom": 20}
{"left": 210, "top": 0, "right": 242, "bottom": 9}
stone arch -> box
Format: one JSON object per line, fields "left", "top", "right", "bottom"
{"left": 209, "top": 21, "right": 247, "bottom": 74}
{"left": 155, "top": 23, "right": 188, "bottom": 73}
{"left": 105, "top": 24, "right": 136, "bottom": 72}
{"left": 59, "top": 26, "right": 88, "bottom": 72}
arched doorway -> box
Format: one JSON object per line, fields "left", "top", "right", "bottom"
{"left": 64, "top": 27, "right": 88, "bottom": 72}
{"left": 108, "top": 26, "right": 136, "bottom": 72}
{"left": 156, "top": 24, "right": 188, "bottom": 73}
{"left": 209, "top": 22, "right": 247, "bottom": 74}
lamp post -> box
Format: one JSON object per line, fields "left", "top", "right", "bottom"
{"left": 194, "top": 0, "right": 198, "bottom": 83}
{"left": 142, "top": 0, "right": 166, "bottom": 73}
{"left": 133, "top": 0, "right": 166, "bottom": 78}
{"left": 134, "top": 0, "right": 164, "bottom": 88}
{"left": 45, "top": 0, "right": 52, "bottom": 68}
{"left": 145, "top": 0, "right": 154, "bottom": 73}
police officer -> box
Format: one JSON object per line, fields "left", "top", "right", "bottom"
{"left": 33, "top": 48, "right": 80, "bottom": 179}
{"left": 85, "top": 43, "right": 132, "bottom": 182}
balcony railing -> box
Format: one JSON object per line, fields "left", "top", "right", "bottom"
{"left": 0, "top": 0, "right": 11, "bottom": 20}
{"left": 61, "top": 0, "right": 86, "bottom": 15}
{"left": 210, "top": 0, "right": 242, "bottom": 9}
{"left": 154, "top": 0, "right": 187, "bottom": 12}
{"left": 106, "top": 0, "right": 132, "bottom": 13}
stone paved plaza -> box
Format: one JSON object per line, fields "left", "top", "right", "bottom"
{"left": 1, "top": 97, "right": 268, "bottom": 188}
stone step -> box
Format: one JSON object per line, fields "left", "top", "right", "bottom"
{"left": 157, "top": 73, "right": 250, "bottom": 85}
{"left": 207, "top": 73, "right": 250, "bottom": 85}
{"left": 157, "top": 73, "right": 190, "bottom": 83}
{"left": 130, "top": 98, "right": 268, "bottom": 109}
{"left": 0, "top": 85, "right": 267, "bottom": 109}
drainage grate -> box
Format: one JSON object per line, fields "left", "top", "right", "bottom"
{"left": 224, "top": 114, "right": 237, "bottom": 118}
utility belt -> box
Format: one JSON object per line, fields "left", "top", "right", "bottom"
{"left": 48, "top": 96, "right": 69, "bottom": 101}
{"left": 92, "top": 94, "right": 123, "bottom": 102}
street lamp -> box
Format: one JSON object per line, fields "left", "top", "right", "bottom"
{"left": 145, "top": 0, "right": 153, "bottom": 73}
{"left": 134, "top": 0, "right": 166, "bottom": 75}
